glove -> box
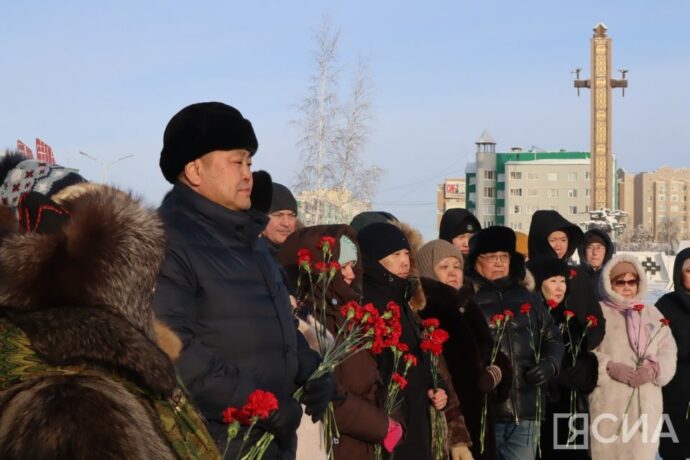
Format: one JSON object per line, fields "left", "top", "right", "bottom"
{"left": 524, "top": 361, "right": 556, "bottom": 386}
{"left": 257, "top": 396, "right": 303, "bottom": 450}
{"left": 382, "top": 418, "right": 403, "bottom": 453}
{"left": 606, "top": 361, "right": 636, "bottom": 385}
{"left": 295, "top": 341, "right": 321, "bottom": 386}
{"left": 300, "top": 372, "right": 339, "bottom": 422}
{"left": 450, "top": 443, "right": 474, "bottom": 460}
{"left": 629, "top": 366, "right": 656, "bottom": 388}
{"left": 477, "top": 364, "right": 502, "bottom": 393}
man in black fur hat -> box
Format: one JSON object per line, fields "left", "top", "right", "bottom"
{"left": 153, "top": 102, "right": 336, "bottom": 459}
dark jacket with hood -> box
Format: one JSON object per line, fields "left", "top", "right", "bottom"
{"left": 280, "top": 225, "right": 391, "bottom": 460}
{"left": 657, "top": 247, "right": 690, "bottom": 459}
{"left": 153, "top": 183, "right": 314, "bottom": 459}
{"left": 362, "top": 258, "right": 436, "bottom": 460}
{"left": 418, "top": 280, "right": 511, "bottom": 460}
{"left": 0, "top": 186, "right": 219, "bottom": 460}
{"left": 466, "top": 250, "right": 565, "bottom": 423}
{"left": 528, "top": 210, "right": 605, "bottom": 349}
{"left": 577, "top": 228, "right": 615, "bottom": 297}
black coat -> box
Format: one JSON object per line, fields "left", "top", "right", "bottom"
{"left": 528, "top": 210, "right": 605, "bottom": 349}
{"left": 657, "top": 248, "right": 690, "bottom": 459}
{"left": 153, "top": 183, "right": 309, "bottom": 459}
{"left": 468, "top": 259, "right": 565, "bottom": 423}
{"left": 362, "top": 259, "right": 435, "bottom": 460}
{"left": 418, "top": 279, "right": 511, "bottom": 460}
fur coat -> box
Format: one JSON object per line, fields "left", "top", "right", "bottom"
{"left": 0, "top": 186, "right": 219, "bottom": 460}
{"left": 589, "top": 255, "right": 677, "bottom": 460}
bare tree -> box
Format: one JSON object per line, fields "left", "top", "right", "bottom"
{"left": 293, "top": 18, "right": 381, "bottom": 225}
{"left": 657, "top": 216, "right": 681, "bottom": 254}
{"left": 618, "top": 224, "right": 658, "bottom": 252}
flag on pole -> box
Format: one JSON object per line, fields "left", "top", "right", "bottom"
{"left": 16, "top": 140, "right": 33, "bottom": 159}
{"left": 35, "top": 138, "right": 55, "bottom": 164}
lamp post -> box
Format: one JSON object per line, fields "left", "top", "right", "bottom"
{"left": 78, "top": 151, "right": 134, "bottom": 183}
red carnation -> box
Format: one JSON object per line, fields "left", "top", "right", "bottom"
{"left": 586, "top": 314, "right": 599, "bottom": 328}
{"left": 243, "top": 389, "right": 279, "bottom": 420}
{"left": 431, "top": 328, "right": 450, "bottom": 345}
{"left": 422, "top": 318, "right": 440, "bottom": 330}
{"left": 660, "top": 318, "right": 670, "bottom": 326}
{"left": 328, "top": 261, "right": 341, "bottom": 272}
{"left": 396, "top": 342, "right": 410, "bottom": 353}
{"left": 403, "top": 353, "right": 418, "bottom": 367}
{"left": 318, "top": 236, "right": 337, "bottom": 252}
{"left": 297, "top": 248, "right": 313, "bottom": 268}
{"left": 564, "top": 309, "right": 576, "bottom": 320}
{"left": 546, "top": 299, "right": 558, "bottom": 309}
{"left": 392, "top": 373, "right": 408, "bottom": 390}
{"left": 314, "top": 261, "right": 327, "bottom": 273}
{"left": 570, "top": 269, "right": 577, "bottom": 279}
{"left": 520, "top": 303, "right": 532, "bottom": 314}
{"left": 503, "top": 309, "right": 514, "bottom": 320}
{"left": 490, "top": 313, "right": 505, "bottom": 326}
{"left": 222, "top": 406, "right": 251, "bottom": 426}
{"left": 633, "top": 304, "right": 644, "bottom": 312}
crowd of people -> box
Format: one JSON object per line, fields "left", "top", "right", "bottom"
{"left": 0, "top": 101, "right": 686, "bottom": 460}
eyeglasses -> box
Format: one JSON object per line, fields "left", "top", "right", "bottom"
{"left": 269, "top": 211, "right": 297, "bottom": 221}
{"left": 478, "top": 253, "right": 510, "bottom": 263}
{"left": 586, "top": 244, "right": 606, "bottom": 252}
{"left": 613, "top": 279, "right": 638, "bottom": 287}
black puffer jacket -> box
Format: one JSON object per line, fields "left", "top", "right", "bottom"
{"left": 467, "top": 254, "right": 565, "bottom": 423}
{"left": 577, "top": 228, "right": 615, "bottom": 297}
{"left": 153, "top": 183, "right": 310, "bottom": 459}
{"left": 657, "top": 248, "right": 690, "bottom": 460}
{"left": 528, "top": 210, "right": 605, "bottom": 349}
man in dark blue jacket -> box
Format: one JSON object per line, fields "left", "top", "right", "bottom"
{"left": 153, "top": 102, "right": 333, "bottom": 459}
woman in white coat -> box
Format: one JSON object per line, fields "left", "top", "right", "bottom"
{"left": 589, "top": 254, "right": 677, "bottom": 460}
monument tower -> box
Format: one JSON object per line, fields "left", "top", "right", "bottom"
{"left": 573, "top": 23, "right": 628, "bottom": 210}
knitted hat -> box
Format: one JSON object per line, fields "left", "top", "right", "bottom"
{"left": 0, "top": 156, "right": 87, "bottom": 208}
{"left": 515, "top": 231, "right": 529, "bottom": 258}
{"left": 527, "top": 256, "right": 570, "bottom": 290}
{"left": 159, "top": 102, "right": 258, "bottom": 183}
{"left": 417, "top": 239, "right": 464, "bottom": 281}
{"left": 439, "top": 208, "right": 481, "bottom": 242}
{"left": 609, "top": 261, "right": 638, "bottom": 280}
{"left": 338, "top": 235, "right": 358, "bottom": 266}
{"left": 358, "top": 222, "right": 410, "bottom": 262}
{"left": 350, "top": 211, "right": 398, "bottom": 232}
{"left": 250, "top": 170, "right": 273, "bottom": 214}
{"left": 269, "top": 183, "right": 297, "bottom": 215}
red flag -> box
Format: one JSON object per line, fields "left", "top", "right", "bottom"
{"left": 16, "top": 140, "right": 33, "bottom": 159}
{"left": 35, "top": 138, "right": 55, "bottom": 163}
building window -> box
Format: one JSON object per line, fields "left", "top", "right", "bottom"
{"left": 469, "top": 177, "right": 476, "bottom": 185}
{"left": 585, "top": 172, "right": 591, "bottom": 180}
{"left": 568, "top": 172, "right": 577, "bottom": 182}
{"left": 568, "top": 189, "right": 578, "bottom": 198}
{"left": 510, "top": 171, "right": 522, "bottom": 180}
{"left": 484, "top": 205, "right": 495, "bottom": 215}
{"left": 647, "top": 207, "right": 652, "bottom": 212}
{"left": 671, "top": 205, "right": 679, "bottom": 212}
{"left": 547, "top": 173, "right": 558, "bottom": 182}
{"left": 659, "top": 195, "right": 666, "bottom": 201}
{"left": 510, "top": 188, "right": 523, "bottom": 197}
{"left": 484, "top": 171, "right": 495, "bottom": 180}
{"left": 659, "top": 205, "right": 667, "bottom": 212}
{"left": 484, "top": 221, "right": 494, "bottom": 227}
{"left": 672, "top": 195, "right": 679, "bottom": 201}
{"left": 585, "top": 205, "right": 589, "bottom": 213}
{"left": 513, "top": 205, "right": 521, "bottom": 214}
{"left": 585, "top": 188, "right": 590, "bottom": 197}
{"left": 498, "top": 173, "right": 505, "bottom": 182}
{"left": 527, "top": 189, "right": 539, "bottom": 197}
{"left": 469, "top": 192, "right": 476, "bottom": 202}
{"left": 658, "top": 184, "right": 666, "bottom": 191}
{"left": 483, "top": 187, "right": 495, "bottom": 198}
{"left": 496, "top": 207, "right": 505, "bottom": 216}
{"left": 497, "top": 190, "right": 505, "bottom": 199}
{"left": 569, "top": 206, "right": 578, "bottom": 214}
{"left": 511, "top": 222, "right": 523, "bottom": 230}
{"left": 527, "top": 172, "right": 539, "bottom": 180}
{"left": 548, "top": 189, "right": 559, "bottom": 198}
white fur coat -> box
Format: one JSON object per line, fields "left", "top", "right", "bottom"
{"left": 589, "top": 255, "right": 677, "bottom": 460}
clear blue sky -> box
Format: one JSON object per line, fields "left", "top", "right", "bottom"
{"left": 2, "top": 1, "right": 688, "bottom": 238}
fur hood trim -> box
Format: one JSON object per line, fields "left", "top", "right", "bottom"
{"left": 598, "top": 253, "right": 648, "bottom": 303}
{"left": 392, "top": 221, "right": 426, "bottom": 310}
{"left": 0, "top": 185, "right": 166, "bottom": 339}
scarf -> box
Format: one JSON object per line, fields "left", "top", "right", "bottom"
{"left": 601, "top": 298, "right": 657, "bottom": 368}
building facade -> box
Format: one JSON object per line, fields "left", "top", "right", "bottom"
{"left": 633, "top": 167, "right": 690, "bottom": 240}
{"left": 296, "top": 188, "right": 372, "bottom": 226}
{"left": 436, "top": 177, "right": 467, "bottom": 228}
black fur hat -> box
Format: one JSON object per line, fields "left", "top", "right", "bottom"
{"left": 159, "top": 102, "right": 258, "bottom": 183}
{"left": 527, "top": 256, "right": 571, "bottom": 290}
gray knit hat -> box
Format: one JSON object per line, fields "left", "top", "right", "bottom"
{"left": 417, "top": 239, "right": 464, "bottom": 281}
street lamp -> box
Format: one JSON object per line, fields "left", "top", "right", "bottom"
{"left": 78, "top": 151, "right": 134, "bottom": 183}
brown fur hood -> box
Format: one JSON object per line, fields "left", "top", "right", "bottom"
{"left": 391, "top": 221, "right": 426, "bottom": 310}
{"left": 0, "top": 185, "right": 177, "bottom": 394}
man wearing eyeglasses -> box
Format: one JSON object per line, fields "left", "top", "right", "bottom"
{"left": 262, "top": 182, "right": 299, "bottom": 253}
{"left": 577, "top": 228, "right": 615, "bottom": 298}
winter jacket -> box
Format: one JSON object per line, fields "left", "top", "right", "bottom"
{"left": 467, "top": 253, "right": 565, "bottom": 423}
{"left": 528, "top": 210, "right": 606, "bottom": 348}
{"left": 280, "top": 225, "right": 390, "bottom": 460}
{"left": 418, "top": 279, "right": 511, "bottom": 460}
{"left": 577, "top": 228, "right": 615, "bottom": 297}
{"left": 362, "top": 259, "right": 437, "bottom": 460}
{"left": 656, "top": 247, "right": 690, "bottom": 460}
{"left": 0, "top": 185, "right": 219, "bottom": 459}
{"left": 590, "top": 255, "right": 677, "bottom": 460}
{"left": 153, "top": 183, "right": 311, "bottom": 459}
